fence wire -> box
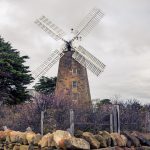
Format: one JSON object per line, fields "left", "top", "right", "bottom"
{"left": 0, "top": 103, "right": 150, "bottom": 134}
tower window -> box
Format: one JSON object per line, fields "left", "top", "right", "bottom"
{"left": 72, "top": 68, "right": 78, "bottom": 75}
{"left": 72, "top": 93, "right": 79, "bottom": 101}
{"left": 72, "top": 81, "right": 77, "bottom": 88}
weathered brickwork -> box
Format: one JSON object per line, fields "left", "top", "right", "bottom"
{"left": 55, "top": 50, "right": 91, "bottom": 105}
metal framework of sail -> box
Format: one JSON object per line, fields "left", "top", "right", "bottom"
{"left": 33, "top": 7, "right": 106, "bottom": 78}
{"left": 72, "top": 51, "right": 103, "bottom": 76}
{"left": 35, "top": 17, "right": 66, "bottom": 41}
{"left": 33, "top": 50, "right": 64, "bottom": 79}
{"left": 72, "top": 8, "right": 104, "bottom": 39}
{"left": 39, "top": 16, "right": 66, "bottom": 37}
{"left": 76, "top": 45, "right": 105, "bottom": 70}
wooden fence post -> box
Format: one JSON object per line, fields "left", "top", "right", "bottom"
{"left": 145, "top": 112, "right": 150, "bottom": 132}
{"left": 112, "top": 105, "right": 120, "bottom": 133}
{"left": 41, "top": 110, "right": 44, "bottom": 136}
{"left": 116, "top": 105, "right": 120, "bottom": 134}
{"left": 148, "top": 112, "right": 150, "bottom": 132}
{"left": 70, "top": 109, "right": 74, "bottom": 135}
{"left": 113, "top": 105, "right": 117, "bottom": 132}
{"left": 110, "top": 113, "right": 113, "bottom": 133}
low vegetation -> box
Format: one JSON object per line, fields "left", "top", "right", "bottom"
{"left": 0, "top": 95, "right": 149, "bottom": 133}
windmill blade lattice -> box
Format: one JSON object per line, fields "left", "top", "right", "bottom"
{"left": 35, "top": 17, "right": 66, "bottom": 42}
{"left": 72, "top": 8, "right": 104, "bottom": 40}
{"left": 33, "top": 7, "right": 106, "bottom": 78}
{"left": 72, "top": 51, "right": 103, "bottom": 76}
{"left": 39, "top": 16, "right": 66, "bottom": 38}
{"left": 74, "top": 45, "right": 105, "bottom": 71}
{"left": 33, "top": 49, "right": 64, "bottom": 79}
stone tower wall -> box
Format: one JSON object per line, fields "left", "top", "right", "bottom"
{"left": 55, "top": 51, "right": 91, "bottom": 106}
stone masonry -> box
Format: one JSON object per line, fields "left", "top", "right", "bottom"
{"left": 55, "top": 50, "right": 91, "bottom": 106}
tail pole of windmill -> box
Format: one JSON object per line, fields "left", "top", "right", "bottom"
{"left": 33, "top": 8, "right": 106, "bottom": 105}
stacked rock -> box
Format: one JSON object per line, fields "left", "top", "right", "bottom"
{"left": 0, "top": 129, "right": 150, "bottom": 149}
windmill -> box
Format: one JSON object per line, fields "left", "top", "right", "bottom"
{"left": 33, "top": 8, "right": 106, "bottom": 106}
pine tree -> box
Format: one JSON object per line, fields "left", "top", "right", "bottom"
{"left": 34, "top": 76, "right": 57, "bottom": 94}
{"left": 0, "top": 36, "right": 33, "bottom": 105}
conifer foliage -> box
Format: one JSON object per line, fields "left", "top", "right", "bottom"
{"left": 0, "top": 36, "right": 33, "bottom": 105}
{"left": 34, "top": 76, "right": 57, "bottom": 94}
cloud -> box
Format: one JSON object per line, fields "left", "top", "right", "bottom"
{"left": 0, "top": 0, "right": 150, "bottom": 103}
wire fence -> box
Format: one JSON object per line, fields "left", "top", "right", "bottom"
{"left": 0, "top": 97, "right": 150, "bottom": 134}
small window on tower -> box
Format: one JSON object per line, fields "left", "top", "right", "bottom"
{"left": 72, "top": 81, "right": 77, "bottom": 88}
{"left": 72, "top": 93, "right": 79, "bottom": 101}
{"left": 72, "top": 68, "right": 78, "bottom": 75}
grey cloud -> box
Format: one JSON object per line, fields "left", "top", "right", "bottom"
{"left": 0, "top": 0, "right": 150, "bottom": 103}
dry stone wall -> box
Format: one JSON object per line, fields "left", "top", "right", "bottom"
{"left": 0, "top": 129, "right": 150, "bottom": 149}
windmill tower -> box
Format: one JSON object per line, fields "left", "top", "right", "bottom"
{"left": 33, "top": 8, "right": 106, "bottom": 106}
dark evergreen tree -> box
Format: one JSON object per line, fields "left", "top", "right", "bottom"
{"left": 34, "top": 76, "right": 57, "bottom": 94}
{"left": 0, "top": 36, "right": 33, "bottom": 105}
{"left": 96, "top": 99, "right": 112, "bottom": 108}
{"left": 100, "top": 99, "right": 112, "bottom": 105}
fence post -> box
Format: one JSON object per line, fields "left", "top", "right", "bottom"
{"left": 116, "top": 105, "right": 120, "bottom": 134}
{"left": 70, "top": 109, "right": 74, "bottom": 135}
{"left": 110, "top": 113, "right": 113, "bottom": 133}
{"left": 148, "top": 112, "right": 150, "bottom": 132}
{"left": 112, "top": 105, "right": 120, "bottom": 133}
{"left": 113, "top": 105, "right": 117, "bottom": 132}
{"left": 145, "top": 112, "right": 150, "bottom": 132}
{"left": 41, "top": 110, "right": 44, "bottom": 136}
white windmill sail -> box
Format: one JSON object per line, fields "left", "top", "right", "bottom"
{"left": 75, "top": 45, "right": 105, "bottom": 70}
{"left": 35, "top": 16, "right": 66, "bottom": 42}
{"left": 72, "top": 50, "right": 104, "bottom": 76}
{"left": 39, "top": 16, "right": 66, "bottom": 37}
{"left": 33, "top": 49, "right": 64, "bottom": 79}
{"left": 33, "top": 7, "right": 106, "bottom": 79}
{"left": 72, "top": 8, "right": 104, "bottom": 40}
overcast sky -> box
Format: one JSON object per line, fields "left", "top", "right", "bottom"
{"left": 0, "top": 0, "right": 150, "bottom": 103}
